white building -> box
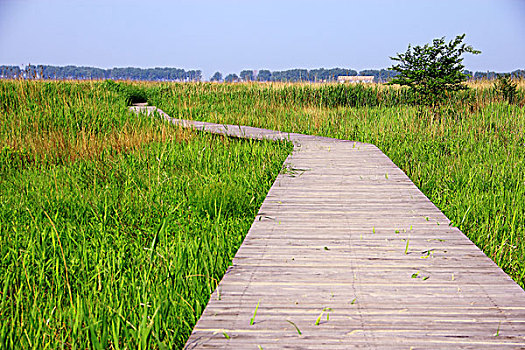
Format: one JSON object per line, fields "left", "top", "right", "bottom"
{"left": 337, "top": 76, "right": 375, "bottom": 84}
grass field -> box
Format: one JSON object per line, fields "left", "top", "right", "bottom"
{"left": 0, "top": 80, "right": 291, "bottom": 348}
{"left": 149, "top": 81, "right": 525, "bottom": 289}
{"left": 2, "top": 79, "right": 524, "bottom": 349}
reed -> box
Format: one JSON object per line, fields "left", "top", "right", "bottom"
{"left": 0, "top": 79, "right": 291, "bottom": 348}
{"left": 3, "top": 78, "right": 524, "bottom": 348}
{"left": 151, "top": 81, "right": 525, "bottom": 288}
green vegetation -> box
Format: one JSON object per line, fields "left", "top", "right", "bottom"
{"left": 3, "top": 78, "right": 525, "bottom": 348}
{"left": 102, "top": 79, "right": 149, "bottom": 105}
{"left": 0, "top": 64, "right": 203, "bottom": 81}
{"left": 389, "top": 34, "right": 481, "bottom": 104}
{"left": 0, "top": 80, "right": 291, "bottom": 348}
{"left": 494, "top": 74, "right": 518, "bottom": 104}
{"left": 3, "top": 63, "right": 525, "bottom": 83}
{"left": 150, "top": 81, "right": 525, "bottom": 288}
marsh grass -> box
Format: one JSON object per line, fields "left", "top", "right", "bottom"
{"left": 150, "top": 81, "right": 525, "bottom": 288}
{"left": 3, "top": 78, "right": 524, "bottom": 348}
{"left": 0, "top": 80, "right": 291, "bottom": 348}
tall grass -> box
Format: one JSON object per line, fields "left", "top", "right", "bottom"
{"left": 150, "top": 81, "right": 525, "bottom": 288}
{"left": 3, "top": 79, "right": 524, "bottom": 348}
{"left": 0, "top": 80, "right": 291, "bottom": 348}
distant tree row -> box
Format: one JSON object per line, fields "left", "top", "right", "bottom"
{"left": 0, "top": 65, "right": 202, "bottom": 81}
{"left": 211, "top": 68, "right": 525, "bottom": 83}
{"left": 467, "top": 70, "right": 525, "bottom": 80}
{"left": 1, "top": 64, "right": 524, "bottom": 83}
{"left": 213, "top": 68, "right": 367, "bottom": 83}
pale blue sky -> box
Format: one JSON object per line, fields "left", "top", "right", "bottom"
{"left": 1, "top": 0, "right": 524, "bottom": 80}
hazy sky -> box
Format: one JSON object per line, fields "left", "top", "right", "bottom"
{"left": 1, "top": 0, "right": 524, "bottom": 79}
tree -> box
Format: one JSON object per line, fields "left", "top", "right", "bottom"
{"left": 224, "top": 73, "right": 239, "bottom": 83}
{"left": 389, "top": 34, "right": 481, "bottom": 104}
{"left": 257, "top": 70, "right": 272, "bottom": 82}
{"left": 210, "top": 71, "right": 222, "bottom": 82}
{"left": 240, "top": 70, "right": 254, "bottom": 82}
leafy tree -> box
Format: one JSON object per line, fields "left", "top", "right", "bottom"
{"left": 240, "top": 70, "right": 254, "bottom": 82}
{"left": 210, "top": 71, "right": 222, "bottom": 82}
{"left": 224, "top": 73, "right": 239, "bottom": 83}
{"left": 257, "top": 70, "right": 272, "bottom": 82}
{"left": 389, "top": 34, "right": 481, "bottom": 104}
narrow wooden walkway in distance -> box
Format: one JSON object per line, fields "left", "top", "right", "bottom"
{"left": 133, "top": 106, "right": 525, "bottom": 349}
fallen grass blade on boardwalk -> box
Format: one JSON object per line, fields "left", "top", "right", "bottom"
{"left": 149, "top": 81, "right": 525, "bottom": 288}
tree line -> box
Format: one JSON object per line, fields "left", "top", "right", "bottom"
{"left": 1, "top": 64, "right": 523, "bottom": 83}
{"left": 213, "top": 68, "right": 400, "bottom": 83}
{"left": 215, "top": 68, "right": 525, "bottom": 83}
{"left": 0, "top": 65, "right": 202, "bottom": 81}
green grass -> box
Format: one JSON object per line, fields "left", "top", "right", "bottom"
{"left": 0, "top": 80, "right": 291, "bottom": 348}
{"left": 3, "top": 79, "right": 525, "bottom": 348}
{"left": 149, "top": 81, "right": 525, "bottom": 288}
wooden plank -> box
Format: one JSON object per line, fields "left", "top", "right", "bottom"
{"left": 130, "top": 105, "right": 525, "bottom": 349}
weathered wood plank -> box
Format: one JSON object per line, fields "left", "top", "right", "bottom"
{"left": 130, "top": 105, "right": 525, "bottom": 349}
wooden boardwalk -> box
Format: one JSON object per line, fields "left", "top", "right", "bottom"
{"left": 133, "top": 106, "right": 525, "bottom": 349}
